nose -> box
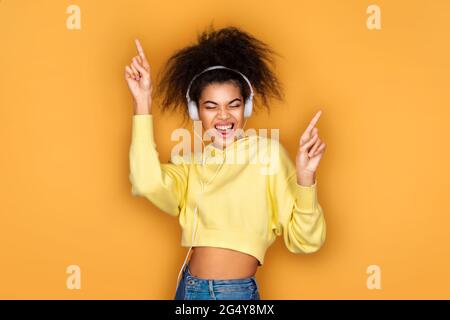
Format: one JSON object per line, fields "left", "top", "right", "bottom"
{"left": 217, "top": 106, "right": 230, "bottom": 119}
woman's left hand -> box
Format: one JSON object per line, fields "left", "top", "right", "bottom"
{"left": 296, "top": 110, "right": 327, "bottom": 186}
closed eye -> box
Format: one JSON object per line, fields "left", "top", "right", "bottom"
{"left": 205, "top": 104, "right": 240, "bottom": 109}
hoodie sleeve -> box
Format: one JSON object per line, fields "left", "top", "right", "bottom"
{"left": 269, "top": 140, "right": 326, "bottom": 254}
{"left": 128, "top": 114, "right": 188, "bottom": 217}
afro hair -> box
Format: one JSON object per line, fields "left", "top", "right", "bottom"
{"left": 154, "top": 24, "right": 285, "bottom": 123}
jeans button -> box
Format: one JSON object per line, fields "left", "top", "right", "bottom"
{"left": 187, "top": 280, "right": 195, "bottom": 285}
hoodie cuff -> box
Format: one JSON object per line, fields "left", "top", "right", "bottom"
{"left": 293, "top": 179, "right": 318, "bottom": 213}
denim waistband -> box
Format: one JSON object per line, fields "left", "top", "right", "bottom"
{"left": 183, "top": 261, "right": 257, "bottom": 285}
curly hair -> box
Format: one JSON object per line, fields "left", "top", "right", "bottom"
{"left": 154, "top": 23, "right": 285, "bottom": 123}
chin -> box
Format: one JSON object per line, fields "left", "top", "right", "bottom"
{"left": 211, "top": 128, "right": 238, "bottom": 148}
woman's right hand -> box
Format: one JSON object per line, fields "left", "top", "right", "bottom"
{"left": 125, "top": 39, "right": 153, "bottom": 114}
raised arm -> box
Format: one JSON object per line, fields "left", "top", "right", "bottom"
{"left": 129, "top": 114, "right": 188, "bottom": 217}
{"left": 271, "top": 142, "right": 326, "bottom": 254}
{"left": 126, "top": 39, "right": 188, "bottom": 217}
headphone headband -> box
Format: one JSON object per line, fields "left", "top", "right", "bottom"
{"left": 185, "top": 65, "right": 254, "bottom": 100}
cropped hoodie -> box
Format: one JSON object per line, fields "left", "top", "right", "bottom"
{"left": 129, "top": 114, "right": 326, "bottom": 265}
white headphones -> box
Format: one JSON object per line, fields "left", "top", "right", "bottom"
{"left": 185, "top": 65, "right": 254, "bottom": 120}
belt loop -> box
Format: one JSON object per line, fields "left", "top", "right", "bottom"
{"left": 209, "top": 280, "right": 216, "bottom": 300}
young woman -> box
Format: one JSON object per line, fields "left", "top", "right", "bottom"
{"left": 125, "top": 26, "right": 327, "bottom": 300}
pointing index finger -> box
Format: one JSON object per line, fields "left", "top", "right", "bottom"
{"left": 305, "top": 110, "right": 323, "bottom": 135}
{"left": 135, "top": 39, "right": 149, "bottom": 67}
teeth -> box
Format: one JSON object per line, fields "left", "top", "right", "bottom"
{"left": 215, "top": 124, "right": 233, "bottom": 130}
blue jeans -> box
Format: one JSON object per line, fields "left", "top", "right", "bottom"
{"left": 174, "top": 261, "right": 261, "bottom": 300}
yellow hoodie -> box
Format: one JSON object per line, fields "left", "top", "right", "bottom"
{"left": 129, "top": 114, "right": 326, "bottom": 266}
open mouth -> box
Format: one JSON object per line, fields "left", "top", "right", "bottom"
{"left": 214, "top": 123, "right": 235, "bottom": 138}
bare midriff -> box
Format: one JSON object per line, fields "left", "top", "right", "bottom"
{"left": 188, "top": 246, "right": 259, "bottom": 280}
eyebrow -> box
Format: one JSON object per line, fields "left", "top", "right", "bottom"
{"left": 202, "top": 98, "right": 241, "bottom": 105}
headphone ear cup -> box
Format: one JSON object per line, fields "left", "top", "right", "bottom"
{"left": 188, "top": 100, "right": 199, "bottom": 120}
{"left": 244, "top": 98, "right": 253, "bottom": 118}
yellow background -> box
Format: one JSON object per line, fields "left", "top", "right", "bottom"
{"left": 1, "top": 0, "right": 449, "bottom": 299}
